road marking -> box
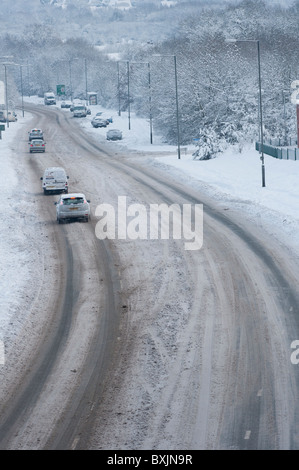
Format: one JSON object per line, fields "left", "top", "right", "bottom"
{"left": 244, "top": 430, "right": 251, "bottom": 440}
{"left": 257, "top": 388, "right": 263, "bottom": 396}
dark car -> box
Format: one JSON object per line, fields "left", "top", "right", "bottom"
{"left": 91, "top": 116, "right": 108, "bottom": 128}
{"left": 106, "top": 129, "right": 122, "bottom": 141}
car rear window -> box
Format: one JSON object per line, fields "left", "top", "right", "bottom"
{"left": 63, "top": 197, "right": 84, "bottom": 205}
{"left": 45, "top": 171, "right": 65, "bottom": 179}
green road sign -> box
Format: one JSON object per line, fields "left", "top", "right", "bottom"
{"left": 56, "top": 84, "right": 66, "bottom": 96}
{"left": 0, "top": 125, "right": 5, "bottom": 131}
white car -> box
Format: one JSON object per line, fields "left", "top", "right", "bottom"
{"left": 41, "top": 167, "right": 69, "bottom": 195}
{"left": 73, "top": 105, "right": 87, "bottom": 117}
{"left": 55, "top": 193, "right": 90, "bottom": 223}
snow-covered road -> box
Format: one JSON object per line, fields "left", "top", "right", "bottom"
{"left": 0, "top": 99, "right": 299, "bottom": 449}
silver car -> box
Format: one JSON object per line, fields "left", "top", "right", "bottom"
{"left": 106, "top": 129, "right": 122, "bottom": 141}
{"left": 55, "top": 193, "right": 90, "bottom": 223}
{"left": 29, "top": 139, "right": 46, "bottom": 153}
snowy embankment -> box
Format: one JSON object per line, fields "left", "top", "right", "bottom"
{"left": 1, "top": 96, "right": 299, "bottom": 354}
{"left": 0, "top": 111, "right": 45, "bottom": 353}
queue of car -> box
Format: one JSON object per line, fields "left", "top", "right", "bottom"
{"left": 28, "top": 101, "right": 122, "bottom": 223}
{"left": 60, "top": 101, "right": 123, "bottom": 141}
{"left": 28, "top": 127, "right": 90, "bottom": 223}
{"left": 28, "top": 128, "right": 46, "bottom": 153}
{"left": 90, "top": 112, "right": 122, "bottom": 140}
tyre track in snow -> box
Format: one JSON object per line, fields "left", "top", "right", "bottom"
{"left": 2, "top": 103, "right": 299, "bottom": 449}
{"left": 36, "top": 104, "right": 299, "bottom": 449}
{"left": 0, "top": 105, "right": 122, "bottom": 450}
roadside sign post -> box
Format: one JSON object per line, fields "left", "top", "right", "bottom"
{"left": 56, "top": 84, "right": 65, "bottom": 96}
{"left": 0, "top": 123, "right": 5, "bottom": 139}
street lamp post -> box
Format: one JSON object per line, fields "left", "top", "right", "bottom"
{"left": 148, "top": 62, "right": 153, "bottom": 144}
{"left": 118, "top": 60, "right": 131, "bottom": 129}
{"left": 282, "top": 90, "right": 290, "bottom": 146}
{"left": 173, "top": 55, "right": 181, "bottom": 160}
{"left": 0, "top": 58, "right": 13, "bottom": 129}
{"left": 4, "top": 64, "right": 9, "bottom": 128}
{"left": 27, "top": 61, "right": 30, "bottom": 98}
{"left": 84, "top": 58, "right": 88, "bottom": 106}
{"left": 256, "top": 40, "right": 265, "bottom": 188}
{"left": 69, "top": 58, "right": 79, "bottom": 102}
{"left": 19, "top": 64, "right": 26, "bottom": 117}
{"left": 1, "top": 61, "right": 16, "bottom": 128}
{"left": 130, "top": 61, "right": 153, "bottom": 144}
{"left": 6, "top": 62, "right": 26, "bottom": 118}
{"left": 153, "top": 54, "right": 181, "bottom": 159}
{"left": 227, "top": 39, "right": 265, "bottom": 187}
{"left": 115, "top": 60, "right": 131, "bottom": 128}
{"left": 117, "top": 61, "right": 121, "bottom": 116}
{"left": 69, "top": 59, "right": 73, "bottom": 102}
{"left": 127, "top": 61, "right": 131, "bottom": 130}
